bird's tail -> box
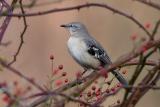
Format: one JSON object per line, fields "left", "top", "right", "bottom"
{"left": 111, "top": 70, "right": 128, "bottom": 86}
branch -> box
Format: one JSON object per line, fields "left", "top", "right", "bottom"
{"left": 122, "top": 59, "right": 158, "bottom": 67}
{"left": 8, "top": 0, "right": 27, "bottom": 65}
{"left": 0, "top": 59, "right": 45, "bottom": 92}
{"left": 151, "top": 19, "right": 160, "bottom": 40}
{"left": 122, "top": 65, "right": 160, "bottom": 107}
{"left": 0, "top": 0, "right": 18, "bottom": 43}
{"left": 28, "top": 38, "right": 160, "bottom": 107}
{"left": 1, "top": 2, "right": 152, "bottom": 38}
{"left": 135, "top": 0, "right": 160, "bottom": 11}
{"left": 123, "top": 48, "right": 157, "bottom": 100}
{"left": 25, "top": 83, "right": 160, "bottom": 107}
{"left": 22, "top": 91, "right": 93, "bottom": 107}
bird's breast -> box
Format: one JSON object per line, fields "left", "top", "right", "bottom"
{"left": 67, "top": 37, "right": 100, "bottom": 69}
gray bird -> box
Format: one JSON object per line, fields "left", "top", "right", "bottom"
{"left": 61, "top": 22, "right": 128, "bottom": 85}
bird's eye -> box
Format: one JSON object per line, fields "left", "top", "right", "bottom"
{"left": 69, "top": 24, "right": 80, "bottom": 32}
{"left": 71, "top": 25, "right": 76, "bottom": 28}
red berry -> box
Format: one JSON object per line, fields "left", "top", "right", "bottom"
{"left": 117, "top": 99, "right": 121, "bottom": 104}
{"left": 106, "top": 89, "right": 110, "bottom": 93}
{"left": 58, "top": 65, "right": 63, "bottom": 70}
{"left": 2, "top": 95, "right": 11, "bottom": 104}
{"left": 106, "top": 81, "right": 111, "bottom": 85}
{"left": 130, "top": 33, "right": 137, "bottom": 41}
{"left": 0, "top": 82, "right": 7, "bottom": 87}
{"left": 145, "top": 22, "right": 151, "bottom": 29}
{"left": 92, "top": 86, "right": 96, "bottom": 91}
{"left": 96, "top": 90, "right": 101, "bottom": 96}
{"left": 50, "top": 55, "right": 54, "bottom": 60}
{"left": 79, "top": 93, "right": 82, "bottom": 97}
{"left": 111, "top": 87, "right": 115, "bottom": 92}
{"left": 64, "top": 78, "right": 68, "bottom": 83}
{"left": 62, "top": 72, "right": 67, "bottom": 76}
{"left": 99, "top": 67, "right": 108, "bottom": 78}
{"left": 141, "top": 45, "right": 147, "bottom": 53}
{"left": 55, "top": 80, "right": 63, "bottom": 86}
{"left": 97, "top": 88, "right": 101, "bottom": 92}
{"left": 116, "top": 83, "right": 122, "bottom": 87}
{"left": 87, "top": 91, "right": 92, "bottom": 97}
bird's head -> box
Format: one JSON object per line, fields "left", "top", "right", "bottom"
{"left": 60, "top": 22, "right": 87, "bottom": 35}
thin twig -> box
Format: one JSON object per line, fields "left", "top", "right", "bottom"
{"left": 121, "top": 65, "right": 160, "bottom": 107}
{"left": 0, "top": 59, "right": 45, "bottom": 92}
{"left": 151, "top": 19, "right": 160, "bottom": 40}
{"left": 8, "top": 0, "right": 27, "bottom": 65}
{"left": 123, "top": 48, "right": 157, "bottom": 100}
{"left": 135, "top": 0, "right": 160, "bottom": 11}
{"left": 0, "top": 0, "right": 18, "bottom": 43}
{"left": 1, "top": 2, "right": 152, "bottom": 38}
{"left": 22, "top": 91, "right": 93, "bottom": 107}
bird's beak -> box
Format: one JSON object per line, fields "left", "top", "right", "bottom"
{"left": 60, "top": 24, "right": 69, "bottom": 28}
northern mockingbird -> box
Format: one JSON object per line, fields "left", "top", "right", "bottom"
{"left": 60, "top": 22, "right": 128, "bottom": 85}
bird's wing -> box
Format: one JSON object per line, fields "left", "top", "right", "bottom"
{"left": 84, "top": 37, "right": 128, "bottom": 85}
{"left": 84, "top": 38, "right": 112, "bottom": 66}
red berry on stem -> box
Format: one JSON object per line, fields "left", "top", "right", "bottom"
{"left": 130, "top": 33, "right": 137, "bottom": 41}
{"left": 58, "top": 65, "right": 63, "bottom": 70}
{"left": 62, "top": 72, "right": 67, "bottom": 76}
{"left": 55, "top": 80, "right": 63, "bottom": 86}
{"left": 87, "top": 91, "right": 92, "bottom": 97}
{"left": 92, "top": 85, "right": 96, "bottom": 91}
{"left": 106, "top": 89, "right": 110, "bottom": 93}
{"left": 79, "top": 93, "right": 82, "bottom": 97}
{"left": 145, "top": 22, "right": 151, "bottom": 29}
{"left": 50, "top": 55, "right": 54, "bottom": 60}
{"left": 106, "top": 81, "right": 111, "bottom": 85}
{"left": 117, "top": 99, "right": 121, "bottom": 104}
{"left": 116, "top": 83, "right": 122, "bottom": 87}
{"left": 96, "top": 90, "right": 100, "bottom": 96}
{"left": 2, "top": 95, "right": 11, "bottom": 104}
{"left": 64, "top": 78, "right": 68, "bottom": 83}
{"left": 111, "top": 87, "right": 115, "bottom": 92}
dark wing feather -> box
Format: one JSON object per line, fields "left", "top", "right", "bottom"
{"left": 84, "top": 38, "right": 128, "bottom": 85}
{"left": 84, "top": 38, "right": 112, "bottom": 66}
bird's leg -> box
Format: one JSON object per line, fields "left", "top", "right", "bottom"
{"left": 76, "top": 68, "right": 87, "bottom": 85}
{"left": 106, "top": 76, "right": 115, "bottom": 89}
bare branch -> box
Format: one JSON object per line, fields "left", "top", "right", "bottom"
{"left": 124, "top": 48, "right": 157, "bottom": 100}
{"left": 22, "top": 91, "right": 94, "bottom": 107}
{"left": 1, "top": 2, "right": 152, "bottom": 38}
{"left": 151, "top": 19, "right": 160, "bottom": 39}
{"left": 0, "top": 0, "right": 18, "bottom": 43}
{"left": 135, "top": 0, "right": 160, "bottom": 11}
{"left": 122, "top": 65, "right": 160, "bottom": 107}
{"left": 0, "top": 59, "right": 45, "bottom": 92}
{"left": 8, "top": 0, "right": 27, "bottom": 65}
